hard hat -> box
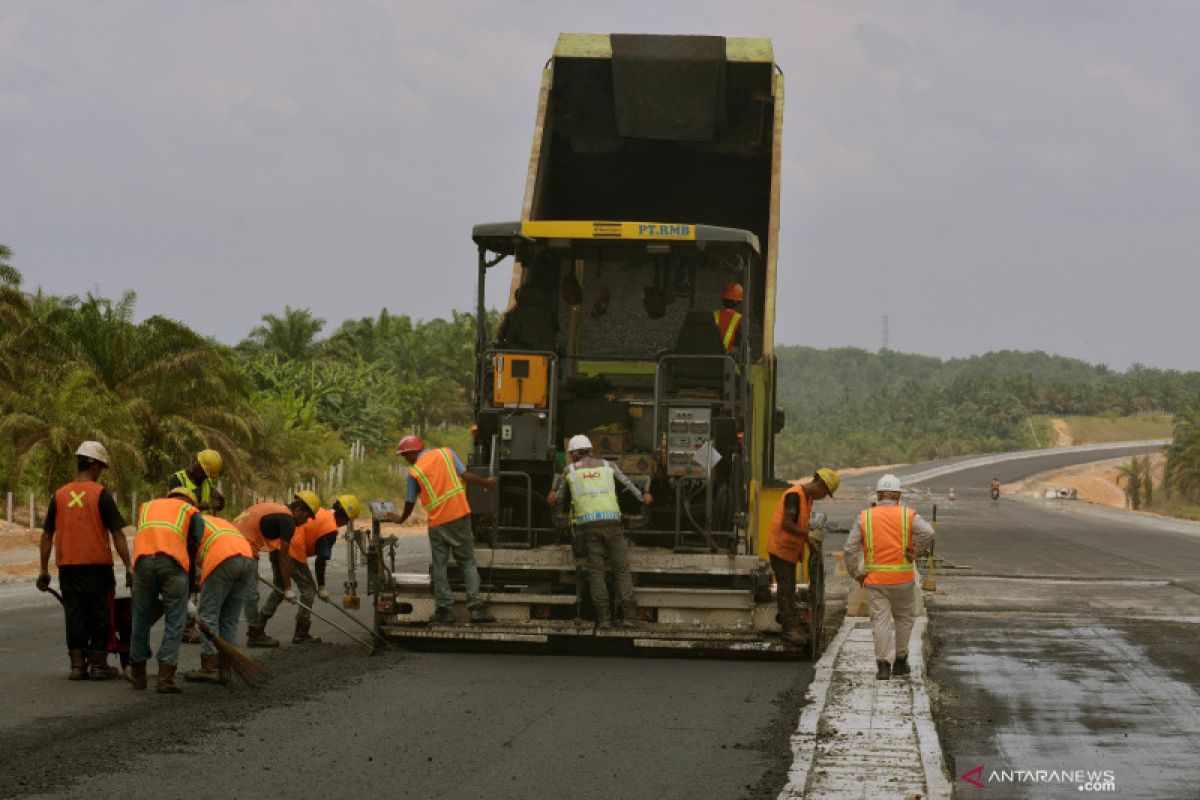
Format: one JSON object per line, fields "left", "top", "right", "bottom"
{"left": 334, "top": 494, "right": 361, "bottom": 521}
{"left": 167, "top": 486, "right": 198, "bottom": 505}
{"left": 294, "top": 490, "right": 321, "bottom": 515}
{"left": 567, "top": 434, "right": 593, "bottom": 453}
{"left": 815, "top": 468, "right": 840, "bottom": 495}
{"left": 875, "top": 473, "right": 902, "bottom": 493}
{"left": 75, "top": 441, "right": 110, "bottom": 466}
{"left": 721, "top": 282, "right": 744, "bottom": 302}
{"left": 395, "top": 435, "right": 425, "bottom": 454}
{"left": 197, "top": 449, "right": 222, "bottom": 479}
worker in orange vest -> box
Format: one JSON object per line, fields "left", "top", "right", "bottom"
{"left": 129, "top": 486, "right": 205, "bottom": 693}
{"left": 183, "top": 514, "right": 255, "bottom": 684}
{"left": 390, "top": 436, "right": 499, "bottom": 624}
{"left": 232, "top": 497, "right": 311, "bottom": 647}
{"left": 37, "top": 441, "right": 134, "bottom": 681}
{"left": 844, "top": 474, "right": 935, "bottom": 680}
{"left": 254, "top": 492, "right": 322, "bottom": 642}
{"left": 714, "top": 282, "right": 744, "bottom": 354}
{"left": 768, "top": 468, "right": 839, "bottom": 645}
{"left": 273, "top": 493, "right": 361, "bottom": 643}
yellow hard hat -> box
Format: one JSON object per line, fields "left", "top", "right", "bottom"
{"left": 815, "top": 468, "right": 840, "bottom": 496}
{"left": 197, "top": 449, "right": 222, "bottom": 479}
{"left": 335, "top": 494, "right": 361, "bottom": 521}
{"left": 294, "top": 490, "right": 321, "bottom": 515}
{"left": 168, "top": 486, "right": 198, "bottom": 505}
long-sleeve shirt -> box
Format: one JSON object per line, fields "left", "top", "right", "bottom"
{"left": 550, "top": 457, "right": 644, "bottom": 514}
{"left": 843, "top": 499, "right": 935, "bottom": 583}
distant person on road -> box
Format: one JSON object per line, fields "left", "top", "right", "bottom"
{"left": 989, "top": 478, "right": 1001, "bottom": 501}
{"left": 844, "top": 474, "right": 935, "bottom": 681}
{"left": 389, "top": 436, "right": 499, "bottom": 624}
{"left": 768, "top": 468, "right": 839, "bottom": 646}
{"left": 546, "top": 434, "right": 652, "bottom": 628}
{"left": 37, "top": 441, "right": 134, "bottom": 681}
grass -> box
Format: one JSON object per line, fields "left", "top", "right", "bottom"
{"left": 1057, "top": 413, "right": 1173, "bottom": 445}
{"left": 1143, "top": 494, "right": 1200, "bottom": 523}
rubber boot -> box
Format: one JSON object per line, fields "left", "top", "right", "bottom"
{"left": 128, "top": 661, "right": 147, "bottom": 690}
{"left": 595, "top": 611, "right": 613, "bottom": 630}
{"left": 876, "top": 660, "right": 891, "bottom": 681}
{"left": 892, "top": 655, "right": 910, "bottom": 677}
{"left": 617, "top": 605, "right": 639, "bottom": 628}
{"left": 183, "top": 653, "right": 221, "bottom": 683}
{"left": 156, "top": 663, "right": 183, "bottom": 694}
{"left": 292, "top": 619, "right": 321, "bottom": 644}
{"left": 468, "top": 606, "right": 496, "bottom": 624}
{"left": 431, "top": 607, "right": 456, "bottom": 625}
{"left": 89, "top": 650, "right": 120, "bottom": 680}
{"left": 68, "top": 650, "right": 88, "bottom": 681}
{"left": 246, "top": 625, "right": 280, "bottom": 648}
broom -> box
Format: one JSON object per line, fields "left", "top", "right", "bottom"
{"left": 194, "top": 617, "right": 270, "bottom": 687}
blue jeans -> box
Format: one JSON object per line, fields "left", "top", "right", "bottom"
{"left": 131, "top": 554, "right": 189, "bottom": 666}
{"left": 198, "top": 556, "right": 256, "bottom": 657}
{"left": 428, "top": 515, "right": 482, "bottom": 610}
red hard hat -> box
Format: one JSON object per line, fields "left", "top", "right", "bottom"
{"left": 395, "top": 435, "right": 425, "bottom": 454}
{"left": 721, "top": 282, "right": 744, "bottom": 302}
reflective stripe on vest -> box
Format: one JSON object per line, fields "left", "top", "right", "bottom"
{"left": 862, "top": 505, "right": 915, "bottom": 585}
{"left": 53, "top": 481, "right": 113, "bottom": 566}
{"left": 713, "top": 309, "right": 742, "bottom": 353}
{"left": 410, "top": 448, "right": 471, "bottom": 527}
{"left": 197, "top": 516, "right": 251, "bottom": 585}
{"left": 565, "top": 462, "right": 622, "bottom": 525}
{"left": 135, "top": 497, "right": 196, "bottom": 571}
{"left": 173, "top": 470, "right": 212, "bottom": 505}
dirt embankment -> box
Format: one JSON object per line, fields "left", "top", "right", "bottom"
{"left": 1008, "top": 453, "right": 1166, "bottom": 510}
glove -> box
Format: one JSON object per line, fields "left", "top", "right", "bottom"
{"left": 317, "top": 587, "right": 330, "bottom": 602}
{"left": 187, "top": 599, "right": 198, "bottom": 616}
{"left": 283, "top": 588, "right": 296, "bottom": 603}
{"left": 36, "top": 572, "right": 51, "bottom": 591}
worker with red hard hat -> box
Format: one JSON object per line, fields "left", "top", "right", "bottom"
{"left": 714, "top": 282, "right": 743, "bottom": 354}
{"left": 390, "top": 435, "right": 499, "bottom": 624}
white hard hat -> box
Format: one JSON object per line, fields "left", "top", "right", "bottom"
{"left": 875, "top": 473, "right": 902, "bottom": 493}
{"left": 75, "top": 441, "right": 110, "bottom": 466}
{"left": 567, "top": 434, "right": 593, "bottom": 453}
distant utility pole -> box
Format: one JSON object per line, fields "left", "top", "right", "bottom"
{"left": 881, "top": 315, "right": 889, "bottom": 352}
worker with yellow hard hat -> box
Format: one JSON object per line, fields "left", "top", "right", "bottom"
{"left": 168, "top": 449, "right": 224, "bottom": 644}
{"left": 714, "top": 282, "right": 744, "bottom": 354}
{"left": 254, "top": 491, "right": 320, "bottom": 643}
{"left": 768, "top": 467, "right": 839, "bottom": 646}
{"left": 280, "top": 494, "right": 361, "bottom": 644}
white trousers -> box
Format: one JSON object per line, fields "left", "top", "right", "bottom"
{"left": 866, "top": 581, "right": 918, "bottom": 663}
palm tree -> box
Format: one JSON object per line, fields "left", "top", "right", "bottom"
{"left": 1115, "top": 456, "right": 1145, "bottom": 510}
{"left": 243, "top": 306, "right": 325, "bottom": 360}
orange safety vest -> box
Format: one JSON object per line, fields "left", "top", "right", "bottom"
{"left": 858, "top": 505, "right": 916, "bottom": 586}
{"left": 134, "top": 496, "right": 197, "bottom": 572}
{"left": 290, "top": 508, "right": 337, "bottom": 562}
{"left": 409, "top": 448, "right": 471, "bottom": 528}
{"left": 768, "top": 484, "right": 812, "bottom": 564}
{"left": 196, "top": 515, "right": 253, "bottom": 586}
{"left": 713, "top": 309, "right": 742, "bottom": 353}
{"left": 53, "top": 481, "right": 113, "bottom": 566}
{"left": 234, "top": 502, "right": 291, "bottom": 555}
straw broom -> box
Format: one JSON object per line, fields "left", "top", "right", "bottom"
{"left": 194, "top": 617, "right": 270, "bottom": 687}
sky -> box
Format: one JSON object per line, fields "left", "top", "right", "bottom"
{"left": 2, "top": 1, "right": 1198, "bottom": 370}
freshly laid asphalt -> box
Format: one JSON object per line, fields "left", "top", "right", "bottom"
{"left": 3, "top": 439, "right": 1198, "bottom": 799}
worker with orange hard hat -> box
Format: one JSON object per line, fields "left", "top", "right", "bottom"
{"left": 390, "top": 435, "right": 499, "bottom": 624}
{"left": 714, "top": 282, "right": 743, "bottom": 354}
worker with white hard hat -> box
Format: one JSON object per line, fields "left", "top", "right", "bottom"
{"left": 546, "top": 435, "right": 652, "bottom": 629}
{"left": 843, "top": 473, "right": 935, "bottom": 681}
{"left": 37, "top": 441, "right": 134, "bottom": 681}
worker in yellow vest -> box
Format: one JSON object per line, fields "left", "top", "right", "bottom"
{"left": 183, "top": 514, "right": 255, "bottom": 684}
{"left": 129, "top": 486, "right": 205, "bottom": 693}
{"left": 844, "top": 474, "right": 935, "bottom": 680}
{"left": 390, "top": 436, "right": 498, "bottom": 624}
{"left": 767, "top": 468, "right": 839, "bottom": 645}
{"left": 37, "top": 441, "right": 134, "bottom": 680}
{"left": 713, "top": 282, "right": 743, "bottom": 354}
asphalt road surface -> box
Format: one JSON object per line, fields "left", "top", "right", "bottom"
{"left": 3, "top": 440, "right": 1198, "bottom": 799}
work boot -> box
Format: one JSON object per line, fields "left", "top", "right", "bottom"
{"left": 128, "top": 661, "right": 147, "bottom": 690}
{"left": 468, "top": 606, "right": 496, "bottom": 624}
{"left": 68, "top": 650, "right": 89, "bottom": 681}
{"left": 156, "top": 663, "right": 182, "bottom": 694}
{"left": 181, "top": 624, "right": 202, "bottom": 645}
{"left": 781, "top": 626, "right": 805, "bottom": 646}
{"left": 292, "top": 619, "right": 321, "bottom": 644}
{"left": 89, "top": 650, "right": 120, "bottom": 680}
{"left": 892, "top": 654, "right": 910, "bottom": 676}
{"left": 876, "top": 660, "right": 891, "bottom": 681}
{"left": 246, "top": 625, "right": 280, "bottom": 648}
{"left": 595, "top": 612, "right": 613, "bottom": 631}
{"left": 431, "top": 607, "right": 456, "bottom": 625}
{"left": 183, "top": 653, "right": 221, "bottom": 683}
{"left": 617, "top": 606, "right": 640, "bottom": 628}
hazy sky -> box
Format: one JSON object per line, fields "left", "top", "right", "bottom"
{"left": 3, "top": 1, "right": 1197, "bottom": 370}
